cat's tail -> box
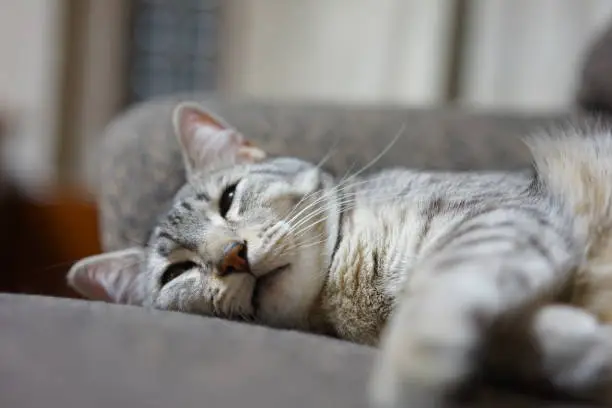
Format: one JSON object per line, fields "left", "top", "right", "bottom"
{"left": 526, "top": 130, "right": 612, "bottom": 322}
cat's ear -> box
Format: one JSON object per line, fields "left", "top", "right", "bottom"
{"left": 172, "top": 102, "right": 266, "bottom": 176}
{"left": 67, "top": 247, "right": 146, "bottom": 305}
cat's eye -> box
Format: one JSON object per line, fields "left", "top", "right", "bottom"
{"left": 219, "top": 183, "right": 238, "bottom": 218}
{"left": 160, "top": 261, "right": 197, "bottom": 287}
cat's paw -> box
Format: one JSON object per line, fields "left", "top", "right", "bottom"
{"left": 369, "top": 294, "right": 480, "bottom": 407}
{"left": 534, "top": 305, "right": 612, "bottom": 405}
{"left": 369, "top": 329, "right": 474, "bottom": 408}
{"left": 369, "top": 358, "right": 451, "bottom": 408}
{"left": 369, "top": 374, "right": 443, "bottom": 408}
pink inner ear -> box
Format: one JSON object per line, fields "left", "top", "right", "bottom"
{"left": 72, "top": 268, "right": 114, "bottom": 303}
{"left": 174, "top": 103, "right": 267, "bottom": 173}
{"left": 181, "top": 107, "right": 227, "bottom": 137}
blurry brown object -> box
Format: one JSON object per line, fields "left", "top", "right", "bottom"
{"left": 0, "top": 113, "right": 100, "bottom": 298}
{"left": 0, "top": 186, "right": 101, "bottom": 298}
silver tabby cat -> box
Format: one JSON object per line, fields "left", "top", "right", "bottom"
{"left": 69, "top": 102, "right": 612, "bottom": 407}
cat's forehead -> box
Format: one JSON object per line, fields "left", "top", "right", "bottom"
{"left": 192, "top": 164, "right": 249, "bottom": 188}
{"left": 158, "top": 157, "right": 312, "bottom": 225}
{"left": 178, "top": 157, "right": 314, "bottom": 194}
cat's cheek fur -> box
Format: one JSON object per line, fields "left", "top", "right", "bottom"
{"left": 242, "top": 221, "right": 295, "bottom": 278}
{"left": 255, "top": 245, "right": 329, "bottom": 330}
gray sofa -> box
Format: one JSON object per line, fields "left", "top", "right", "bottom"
{"left": 4, "top": 22, "right": 612, "bottom": 408}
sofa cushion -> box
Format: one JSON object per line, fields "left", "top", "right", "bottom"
{"left": 0, "top": 294, "right": 373, "bottom": 408}
{"left": 0, "top": 294, "right": 599, "bottom": 407}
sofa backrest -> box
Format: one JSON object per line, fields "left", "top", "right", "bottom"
{"left": 98, "top": 94, "right": 575, "bottom": 251}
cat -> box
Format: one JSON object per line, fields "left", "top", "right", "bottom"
{"left": 67, "top": 101, "right": 612, "bottom": 407}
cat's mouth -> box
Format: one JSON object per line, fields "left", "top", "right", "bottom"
{"left": 251, "top": 263, "right": 290, "bottom": 311}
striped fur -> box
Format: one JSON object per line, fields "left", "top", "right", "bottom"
{"left": 372, "top": 133, "right": 612, "bottom": 407}
{"left": 67, "top": 104, "right": 612, "bottom": 407}
{"left": 528, "top": 131, "right": 612, "bottom": 322}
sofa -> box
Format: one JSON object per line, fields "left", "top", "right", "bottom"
{"left": 4, "top": 23, "right": 612, "bottom": 408}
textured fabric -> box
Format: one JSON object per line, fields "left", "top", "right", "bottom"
{"left": 98, "top": 92, "right": 583, "bottom": 252}
{"left": 0, "top": 294, "right": 597, "bottom": 408}
{"left": 0, "top": 294, "right": 373, "bottom": 408}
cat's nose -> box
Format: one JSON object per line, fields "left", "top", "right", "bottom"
{"left": 217, "top": 241, "right": 251, "bottom": 276}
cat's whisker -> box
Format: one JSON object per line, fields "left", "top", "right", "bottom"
{"left": 289, "top": 191, "right": 403, "bottom": 238}
{"left": 288, "top": 189, "right": 401, "bottom": 235}
{"left": 283, "top": 124, "right": 407, "bottom": 227}
{"left": 291, "top": 217, "right": 330, "bottom": 241}
{"left": 288, "top": 206, "right": 349, "bottom": 239}
{"left": 286, "top": 173, "right": 404, "bottom": 228}
{"left": 338, "top": 161, "right": 357, "bottom": 184}
{"left": 315, "top": 137, "right": 341, "bottom": 170}
{"left": 283, "top": 177, "right": 351, "bottom": 223}
{"left": 284, "top": 162, "right": 400, "bottom": 227}
{"left": 284, "top": 124, "right": 404, "bottom": 230}
{"left": 284, "top": 187, "right": 325, "bottom": 223}
{"left": 288, "top": 230, "right": 328, "bottom": 248}
{"left": 339, "top": 123, "right": 405, "bottom": 184}
{"left": 286, "top": 195, "right": 332, "bottom": 227}
{"left": 291, "top": 218, "right": 330, "bottom": 239}
{"left": 283, "top": 189, "right": 334, "bottom": 225}
{"left": 282, "top": 138, "right": 343, "bottom": 222}
{"left": 286, "top": 208, "right": 332, "bottom": 237}
{"left": 281, "top": 231, "right": 331, "bottom": 254}
{"left": 283, "top": 180, "right": 372, "bottom": 228}
{"left": 296, "top": 238, "right": 331, "bottom": 250}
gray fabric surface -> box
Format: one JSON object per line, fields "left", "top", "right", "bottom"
{"left": 0, "top": 294, "right": 598, "bottom": 408}
{"left": 0, "top": 294, "right": 373, "bottom": 408}
{"left": 98, "top": 93, "right": 584, "bottom": 252}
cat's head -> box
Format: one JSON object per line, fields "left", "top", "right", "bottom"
{"left": 67, "top": 102, "right": 340, "bottom": 329}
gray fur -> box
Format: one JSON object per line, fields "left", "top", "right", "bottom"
{"left": 68, "top": 103, "right": 612, "bottom": 407}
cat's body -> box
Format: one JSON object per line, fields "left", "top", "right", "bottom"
{"left": 312, "top": 168, "right": 541, "bottom": 345}
{"left": 69, "top": 103, "right": 612, "bottom": 407}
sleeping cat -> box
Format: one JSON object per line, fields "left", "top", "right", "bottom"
{"left": 68, "top": 102, "right": 612, "bottom": 407}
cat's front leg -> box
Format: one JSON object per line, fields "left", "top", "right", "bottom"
{"left": 371, "top": 269, "right": 519, "bottom": 407}
{"left": 369, "top": 207, "right": 576, "bottom": 408}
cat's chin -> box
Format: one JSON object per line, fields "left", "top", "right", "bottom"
{"left": 251, "top": 263, "right": 291, "bottom": 312}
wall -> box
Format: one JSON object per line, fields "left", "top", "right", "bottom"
{"left": 0, "top": 0, "right": 65, "bottom": 193}
{"left": 222, "top": 0, "right": 454, "bottom": 104}
{"left": 461, "top": 0, "right": 612, "bottom": 110}
{"left": 222, "top": 0, "right": 612, "bottom": 111}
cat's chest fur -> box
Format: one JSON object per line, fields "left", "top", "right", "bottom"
{"left": 314, "top": 201, "right": 429, "bottom": 345}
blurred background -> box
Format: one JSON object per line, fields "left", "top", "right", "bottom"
{"left": 0, "top": 0, "right": 611, "bottom": 297}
